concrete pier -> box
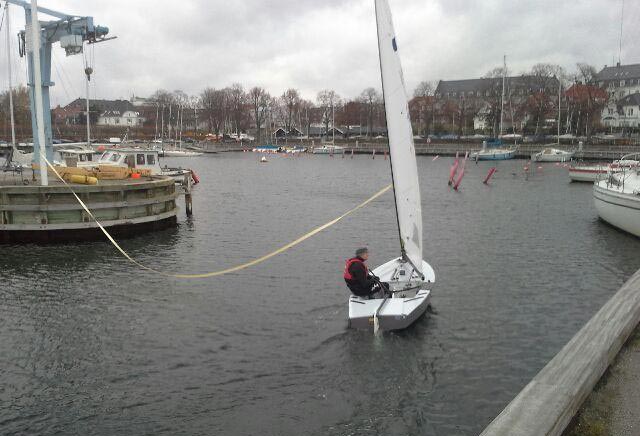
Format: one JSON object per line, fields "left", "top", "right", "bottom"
{"left": 480, "top": 269, "right": 640, "bottom": 436}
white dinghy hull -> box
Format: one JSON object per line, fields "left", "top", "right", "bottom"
{"left": 348, "top": 258, "right": 435, "bottom": 331}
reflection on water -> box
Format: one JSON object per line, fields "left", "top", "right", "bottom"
{"left": 1, "top": 153, "right": 639, "bottom": 435}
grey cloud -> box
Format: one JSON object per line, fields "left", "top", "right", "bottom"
{"left": 0, "top": 0, "right": 637, "bottom": 108}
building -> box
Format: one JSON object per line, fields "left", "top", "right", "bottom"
{"left": 594, "top": 63, "right": 640, "bottom": 101}
{"left": 602, "top": 92, "right": 640, "bottom": 128}
{"left": 434, "top": 75, "right": 559, "bottom": 134}
{"left": 58, "top": 98, "right": 146, "bottom": 127}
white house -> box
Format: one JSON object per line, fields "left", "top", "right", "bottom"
{"left": 601, "top": 92, "right": 640, "bottom": 128}
{"left": 98, "top": 109, "right": 145, "bottom": 127}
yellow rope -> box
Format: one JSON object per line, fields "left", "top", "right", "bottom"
{"left": 43, "top": 156, "right": 391, "bottom": 279}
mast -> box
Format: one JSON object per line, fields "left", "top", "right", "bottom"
{"left": 154, "top": 103, "right": 159, "bottom": 140}
{"left": 332, "top": 103, "right": 335, "bottom": 145}
{"left": 160, "top": 104, "right": 164, "bottom": 143}
{"left": 84, "top": 66, "right": 92, "bottom": 147}
{"left": 5, "top": 2, "right": 16, "bottom": 147}
{"left": 557, "top": 78, "right": 561, "bottom": 146}
{"left": 499, "top": 54, "right": 506, "bottom": 138}
{"left": 618, "top": 0, "right": 624, "bottom": 65}
{"left": 29, "top": 0, "right": 48, "bottom": 185}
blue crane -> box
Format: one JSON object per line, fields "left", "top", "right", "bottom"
{"left": 4, "top": 0, "right": 110, "bottom": 164}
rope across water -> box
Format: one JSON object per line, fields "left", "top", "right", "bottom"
{"left": 44, "top": 157, "right": 391, "bottom": 279}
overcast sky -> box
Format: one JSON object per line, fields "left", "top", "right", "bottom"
{"left": 1, "top": 0, "right": 638, "bottom": 107}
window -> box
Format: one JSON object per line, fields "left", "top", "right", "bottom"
{"left": 115, "top": 118, "right": 120, "bottom": 124}
{"left": 79, "top": 154, "right": 86, "bottom": 162}
{"left": 110, "top": 153, "right": 120, "bottom": 162}
{"left": 147, "top": 154, "right": 156, "bottom": 165}
{"left": 87, "top": 154, "right": 93, "bottom": 162}
{"left": 136, "top": 154, "right": 145, "bottom": 165}
{"left": 629, "top": 108, "right": 634, "bottom": 116}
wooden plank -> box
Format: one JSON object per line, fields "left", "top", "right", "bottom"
{"left": 0, "top": 209, "right": 177, "bottom": 231}
{"left": 0, "top": 192, "right": 178, "bottom": 212}
{"left": 480, "top": 270, "right": 640, "bottom": 436}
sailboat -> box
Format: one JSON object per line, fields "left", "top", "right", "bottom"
{"left": 470, "top": 56, "right": 516, "bottom": 161}
{"left": 348, "top": 0, "right": 435, "bottom": 332}
{"left": 533, "top": 80, "right": 574, "bottom": 162}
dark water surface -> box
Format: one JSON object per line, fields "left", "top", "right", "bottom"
{"left": 1, "top": 153, "right": 639, "bottom": 436}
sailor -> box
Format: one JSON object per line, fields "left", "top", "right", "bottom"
{"left": 344, "top": 247, "right": 385, "bottom": 299}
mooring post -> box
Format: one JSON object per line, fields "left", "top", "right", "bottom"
{"left": 184, "top": 173, "right": 193, "bottom": 217}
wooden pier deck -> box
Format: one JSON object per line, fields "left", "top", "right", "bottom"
{"left": 480, "top": 270, "right": 640, "bottom": 436}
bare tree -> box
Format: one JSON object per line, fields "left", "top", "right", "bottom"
{"left": 411, "top": 82, "right": 435, "bottom": 136}
{"left": 317, "top": 89, "right": 341, "bottom": 137}
{"left": 249, "top": 87, "right": 270, "bottom": 144}
{"left": 281, "top": 88, "right": 301, "bottom": 135}
{"left": 482, "top": 67, "right": 508, "bottom": 136}
{"left": 576, "top": 63, "right": 597, "bottom": 84}
{"left": 299, "top": 99, "right": 314, "bottom": 138}
{"left": 228, "top": 83, "right": 248, "bottom": 136}
{"left": 413, "top": 81, "right": 435, "bottom": 99}
{"left": 359, "top": 87, "right": 381, "bottom": 137}
{"left": 525, "top": 63, "right": 561, "bottom": 135}
{"left": 200, "top": 87, "right": 228, "bottom": 136}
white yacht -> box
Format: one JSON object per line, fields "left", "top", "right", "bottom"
{"left": 97, "top": 149, "right": 198, "bottom": 184}
{"left": 593, "top": 153, "right": 640, "bottom": 238}
{"left": 312, "top": 145, "right": 344, "bottom": 155}
{"left": 569, "top": 158, "right": 640, "bottom": 183}
{"left": 533, "top": 147, "right": 574, "bottom": 162}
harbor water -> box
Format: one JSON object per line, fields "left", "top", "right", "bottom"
{"left": 1, "top": 152, "right": 639, "bottom": 436}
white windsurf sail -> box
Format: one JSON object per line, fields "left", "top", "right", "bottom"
{"left": 375, "top": 0, "right": 423, "bottom": 275}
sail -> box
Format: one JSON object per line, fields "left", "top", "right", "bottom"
{"left": 375, "top": 0, "right": 423, "bottom": 274}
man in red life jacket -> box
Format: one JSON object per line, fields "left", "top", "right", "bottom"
{"left": 344, "top": 247, "right": 385, "bottom": 298}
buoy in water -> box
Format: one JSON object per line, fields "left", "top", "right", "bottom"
{"left": 260, "top": 156, "right": 268, "bottom": 163}
{"left": 191, "top": 170, "right": 200, "bottom": 184}
{"left": 432, "top": 155, "right": 440, "bottom": 161}
{"left": 483, "top": 167, "right": 497, "bottom": 184}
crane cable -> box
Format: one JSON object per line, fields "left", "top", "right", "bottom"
{"left": 43, "top": 156, "right": 392, "bottom": 279}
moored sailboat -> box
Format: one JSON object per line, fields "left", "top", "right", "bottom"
{"left": 348, "top": 0, "right": 435, "bottom": 332}
{"left": 593, "top": 153, "right": 640, "bottom": 238}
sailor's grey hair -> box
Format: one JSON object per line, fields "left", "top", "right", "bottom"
{"left": 355, "top": 247, "right": 368, "bottom": 257}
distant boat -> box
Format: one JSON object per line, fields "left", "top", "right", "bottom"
{"left": 312, "top": 145, "right": 344, "bottom": 155}
{"left": 162, "top": 149, "right": 203, "bottom": 157}
{"left": 347, "top": 0, "right": 435, "bottom": 332}
{"left": 253, "top": 145, "right": 281, "bottom": 153}
{"left": 569, "top": 158, "right": 640, "bottom": 182}
{"left": 471, "top": 140, "right": 516, "bottom": 161}
{"left": 532, "top": 148, "right": 574, "bottom": 162}
{"left": 594, "top": 153, "right": 640, "bottom": 237}
{"left": 568, "top": 163, "right": 609, "bottom": 182}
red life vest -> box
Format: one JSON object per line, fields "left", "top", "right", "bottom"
{"left": 344, "top": 257, "right": 367, "bottom": 280}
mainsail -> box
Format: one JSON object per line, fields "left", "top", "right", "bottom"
{"left": 375, "top": 0, "right": 423, "bottom": 274}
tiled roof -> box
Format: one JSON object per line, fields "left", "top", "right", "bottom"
{"left": 618, "top": 92, "right": 640, "bottom": 107}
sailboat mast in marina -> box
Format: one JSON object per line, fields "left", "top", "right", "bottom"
{"left": 347, "top": 0, "right": 435, "bottom": 332}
